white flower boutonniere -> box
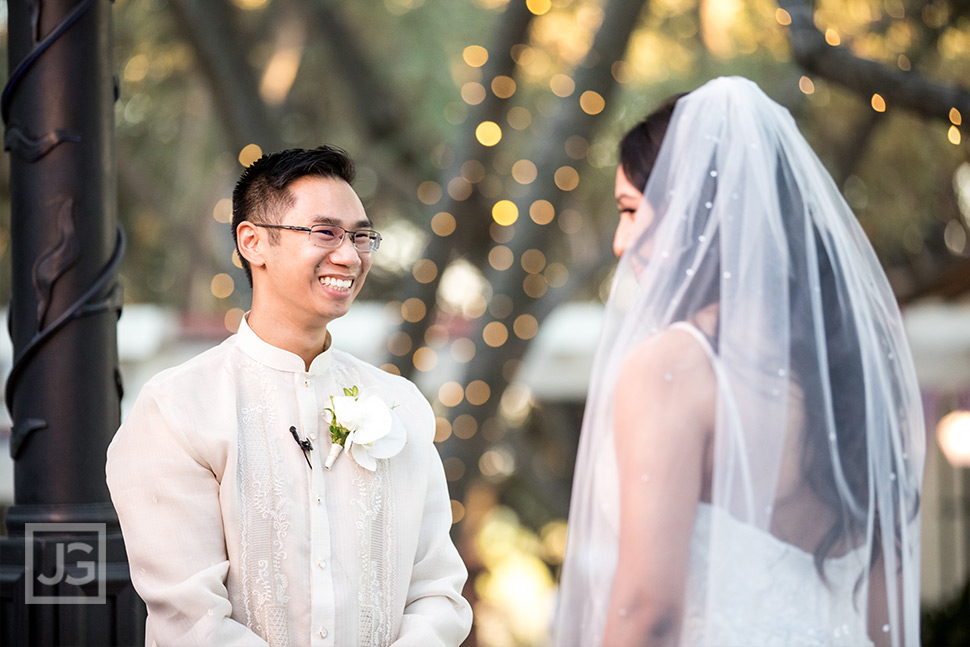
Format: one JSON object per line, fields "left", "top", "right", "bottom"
{"left": 324, "top": 385, "right": 404, "bottom": 471}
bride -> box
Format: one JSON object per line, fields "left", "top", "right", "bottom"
{"left": 554, "top": 77, "right": 924, "bottom": 647}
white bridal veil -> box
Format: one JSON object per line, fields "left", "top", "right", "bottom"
{"left": 555, "top": 77, "right": 924, "bottom": 646}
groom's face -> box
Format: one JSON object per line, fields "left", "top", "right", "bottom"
{"left": 258, "top": 176, "right": 373, "bottom": 327}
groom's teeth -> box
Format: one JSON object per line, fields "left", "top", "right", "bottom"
{"left": 321, "top": 276, "right": 352, "bottom": 290}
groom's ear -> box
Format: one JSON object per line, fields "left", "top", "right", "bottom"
{"left": 237, "top": 221, "right": 266, "bottom": 270}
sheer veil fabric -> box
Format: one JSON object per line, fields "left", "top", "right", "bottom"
{"left": 554, "top": 77, "right": 924, "bottom": 646}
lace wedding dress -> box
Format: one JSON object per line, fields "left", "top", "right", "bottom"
{"left": 681, "top": 503, "right": 872, "bottom": 646}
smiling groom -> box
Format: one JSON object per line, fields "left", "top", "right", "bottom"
{"left": 107, "top": 146, "right": 472, "bottom": 647}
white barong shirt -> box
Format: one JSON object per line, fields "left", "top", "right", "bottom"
{"left": 106, "top": 317, "right": 472, "bottom": 647}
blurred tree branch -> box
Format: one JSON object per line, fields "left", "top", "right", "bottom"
{"left": 778, "top": 0, "right": 970, "bottom": 123}
{"left": 285, "top": 0, "right": 442, "bottom": 212}
{"left": 503, "top": 403, "right": 583, "bottom": 526}
{"left": 297, "top": 0, "right": 434, "bottom": 182}
{"left": 116, "top": 88, "right": 227, "bottom": 311}
{"left": 779, "top": 0, "right": 970, "bottom": 305}
{"left": 388, "top": 0, "right": 536, "bottom": 377}
{"left": 168, "top": 0, "right": 284, "bottom": 153}
{"left": 439, "top": 0, "right": 652, "bottom": 513}
{"left": 897, "top": 257, "right": 970, "bottom": 304}
{"left": 828, "top": 0, "right": 961, "bottom": 185}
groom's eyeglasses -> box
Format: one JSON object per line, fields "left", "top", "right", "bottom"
{"left": 255, "top": 223, "right": 382, "bottom": 253}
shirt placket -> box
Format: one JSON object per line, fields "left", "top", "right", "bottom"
{"left": 298, "top": 371, "right": 335, "bottom": 646}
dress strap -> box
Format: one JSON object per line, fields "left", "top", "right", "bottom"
{"left": 669, "top": 320, "right": 759, "bottom": 520}
{"left": 668, "top": 321, "right": 716, "bottom": 362}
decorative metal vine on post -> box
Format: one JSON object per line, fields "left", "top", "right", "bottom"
{"left": 0, "top": 1, "right": 143, "bottom": 643}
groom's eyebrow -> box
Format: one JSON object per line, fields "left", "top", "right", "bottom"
{"left": 310, "top": 215, "right": 374, "bottom": 228}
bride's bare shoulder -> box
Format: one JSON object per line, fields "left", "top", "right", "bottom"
{"left": 614, "top": 325, "right": 717, "bottom": 449}
{"left": 620, "top": 325, "right": 714, "bottom": 382}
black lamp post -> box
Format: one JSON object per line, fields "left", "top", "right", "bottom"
{"left": 0, "top": 1, "right": 143, "bottom": 644}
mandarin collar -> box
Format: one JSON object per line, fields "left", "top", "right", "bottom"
{"left": 236, "top": 314, "right": 333, "bottom": 375}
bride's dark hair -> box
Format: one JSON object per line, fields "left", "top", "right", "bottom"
{"left": 776, "top": 159, "right": 870, "bottom": 577}
{"left": 618, "top": 93, "right": 685, "bottom": 192}
{"left": 780, "top": 161, "right": 918, "bottom": 590}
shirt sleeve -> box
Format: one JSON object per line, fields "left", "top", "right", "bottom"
{"left": 391, "top": 385, "right": 473, "bottom": 647}
{"left": 106, "top": 382, "right": 268, "bottom": 647}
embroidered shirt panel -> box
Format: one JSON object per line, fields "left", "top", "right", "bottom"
{"left": 229, "top": 340, "right": 411, "bottom": 647}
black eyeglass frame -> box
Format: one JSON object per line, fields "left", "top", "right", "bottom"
{"left": 254, "top": 223, "right": 381, "bottom": 252}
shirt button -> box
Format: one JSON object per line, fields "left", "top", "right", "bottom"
{"left": 319, "top": 627, "right": 328, "bottom": 639}
{"left": 309, "top": 432, "right": 317, "bottom": 441}
{"left": 316, "top": 495, "right": 323, "bottom": 505}
{"left": 317, "top": 558, "right": 327, "bottom": 569}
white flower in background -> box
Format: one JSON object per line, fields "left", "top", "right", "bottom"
{"left": 324, "top": 385, "right": 404, "bottom": 471}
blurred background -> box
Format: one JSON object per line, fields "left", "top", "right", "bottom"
{"left": 1, "top": 0, "right": 969, "bottom": 644}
